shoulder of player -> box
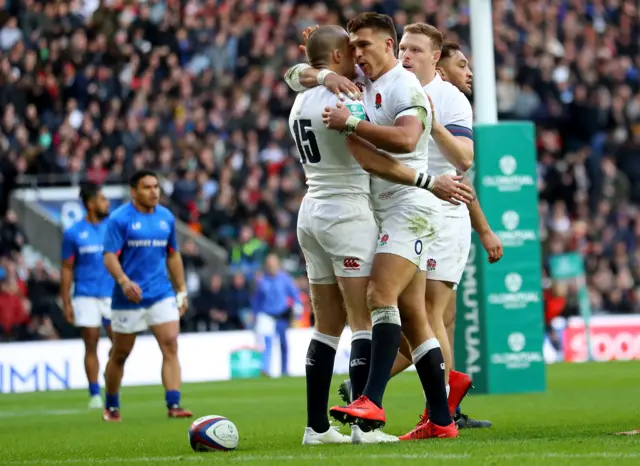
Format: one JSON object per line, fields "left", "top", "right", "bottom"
{"left": 155, "top": 205, "right": 176, "bottom": 222}
{"left": 62, "top": 223, "right": 79, "bottom": 240}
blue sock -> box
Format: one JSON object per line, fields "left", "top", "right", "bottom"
{"left": 456, "top": 405, "right": 461, "bottom": 415}
{"left": 89, "top": 382, "right": 100, "bottom": 397}
{"left": 106, "top": 393, "right": 119, "bottom": 409}
{"left": 166, "top": 390, "right": 181, "bottom": 409}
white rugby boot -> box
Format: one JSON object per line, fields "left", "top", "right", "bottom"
{"left": 302, "top": 426, "right": 352, "bottom": 445}
{"left": 351, "top": 424, "right": 399, "bottom": 444}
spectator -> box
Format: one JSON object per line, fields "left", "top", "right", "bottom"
{"left": 0, "top": 266, "right": 27, "bottom": 341}
{"left": 194, "top": 274, "right": 226, "bottom": 332}
{"left": 220, "top": 272, "right": 251, "bottom": 331}
{"left": 0, "top": 210, "right": 27, "bottom": 258}
{"left": 252, "top": 253, "right": 301, "bottom": 377}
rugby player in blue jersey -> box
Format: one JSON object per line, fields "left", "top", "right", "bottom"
{"left": 102, "top": 170, "right": 192, "bottom": 421}
{"left": 60, "top": 183, "right": 114, "bottom": 409}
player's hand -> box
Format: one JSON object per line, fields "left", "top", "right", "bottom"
{"left": 431, "top": 175, "right": 474, "bottom": 205}
{"left": 121, "top": 280, "right": 143, "bottom": 303}
{"left": 63, "top": 302, "right": 74, "bottom": 325}
{"left": 323, "top": 73, "right": 361, "bottom": 101}
{"left": 479, "top": 230, "right": 503, "bottom": 263}
{"left": 322, "top": 102, "right": 351, "bottom": 131}
{"left": 298, "top": 25, "right": 319, "bottom": 53}
{"left": 177, "top": 291, "right": 188, "bottom": 316}
{"left": 426, "top": 93, "right": 437, "bottom": 132}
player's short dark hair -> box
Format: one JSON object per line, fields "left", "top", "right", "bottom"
{"left": 438, "top": 42, "right": 461, "bottom": 63}
{"left": 403, "top": 23, "right": 444, "bottom": 52}
{"left": 306, "top": 25, "right": 348, "bottom": 69}
{"left": 79, "top": 183, "right": 101, "bottom": 209}
{"left": 347, "top": 13, "right": 398, "bottom": 56}
{"left": 129, "top": 169, "right": 158, "bottom": 188}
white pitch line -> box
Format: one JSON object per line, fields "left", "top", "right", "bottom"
{"left": 2, "top": 452, "right": 640, "bottom": 465}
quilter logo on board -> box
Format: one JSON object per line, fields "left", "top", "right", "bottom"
{"left": 496, "top": 210, "right": 537, "bottom": 247}
{"left": 482, "top": 155, "right": 535, "bottom": 192}
{"left": 487, "top": 273, "right": 540, "bottom": 310}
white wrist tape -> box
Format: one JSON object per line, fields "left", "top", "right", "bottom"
{"left": 414, "top": 172, "right": 432, "bottom": 189}
{"left": 427, "top": 174, "right": 436, "bottom": 190}
{"left": 343, "top": 115, "right": 361, "bottom": 136}
{"left": 176, "top": 291, "right": 188, "bottom": 308}
{"left": 317, "top": 69, "right": 336, "bottom": 85}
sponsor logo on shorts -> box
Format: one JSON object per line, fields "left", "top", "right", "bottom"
{"left": 379, "top": 234, "right": 389, "bottom": 246}
{"left": 343, "top": 258, "right": 360, "bottom": 271}
{"left": 427, "top": 258, "right": 437, "bottom": 271}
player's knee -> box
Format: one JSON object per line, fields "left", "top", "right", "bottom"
{"left": 158, "top": 337, "right": 178, "bottom": 357}
{"left": 366, "top": 281, "right": 393, "bottom": 310}
{"left": 84, "top": 338, "right": 99, "bottom": 354}
{"left": 111, "top": 348, "right": 131, "bottom": 366}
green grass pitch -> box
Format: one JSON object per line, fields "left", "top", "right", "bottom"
{"left": 0, "top": 362, "right": 638, "bottom": 465}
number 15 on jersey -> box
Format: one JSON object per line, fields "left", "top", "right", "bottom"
{"left": 292, "top": 119, "right": 321, "bottom": 164}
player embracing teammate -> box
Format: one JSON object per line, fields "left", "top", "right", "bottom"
{"left": 285, "top": 13, "right": 504, "bottom": 442}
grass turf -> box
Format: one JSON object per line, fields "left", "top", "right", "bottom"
{"left": 0, "top": 361, "right": 638, "bottom": 465}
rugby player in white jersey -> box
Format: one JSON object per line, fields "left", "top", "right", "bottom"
{"left": 334, "top": 27, "right": 503, "bottom": 438}
{"left": 288, "top": 13, "right": 472, "bottom": 440}
{"left": 289, "top": 24, "right": 473, "bottom": 444}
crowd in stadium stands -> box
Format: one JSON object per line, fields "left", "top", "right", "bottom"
{"left": 1, "top": 0, "right": 640, "bottom": 341}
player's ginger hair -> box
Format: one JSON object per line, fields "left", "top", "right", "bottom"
{"left": 305, "top": 25, "right": 349, "bottom": 69}
{"left": 403, "top": 23, "right": 444, "bottom": 52}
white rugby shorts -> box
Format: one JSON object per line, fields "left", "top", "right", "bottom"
{"left": 297, "top": 196, "right": 378, "bottom": 284}
{"left": 375, "top": 204, "right": 443, "bottom": 272}
{"left": 110, "top": 297, "right": 179, "bottom": 334}
{"left": 426, "top": 214, "right": 472, "bottom": 287}
{"left": 71, "top": 297, "right": 112, "bottom": 328}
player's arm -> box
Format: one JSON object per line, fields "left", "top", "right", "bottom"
{"left": 60, "top": 231, "right": 75, "bottom": 323}
{"left": 351, "top": 113, "right": 425, "bottom": 154}
{"left": 103, "top": 217, "right": 143, "bottom": 302}
{"left": 429, "top": 93, "right": 474, "bottom": 172}
{"left": 166, "top": 219, "right": 188, "bottom": 313}
{"left": 346, "top": 135, "right": 474, "bottom": 205}
{"left": 463, "top": 176, "right": 504, "bottom": 263}
{"left": 284, "top": 63, "right": 361, "bottom": 97}
{"left": 103, "top": 218, "right": 128, "bottom": 286}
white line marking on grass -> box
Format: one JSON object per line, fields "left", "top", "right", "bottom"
{"left": 3, "top": 452, "right": 640, "bottom": 465}
{"left": 0, "top": 408, "right": 87, "bottom": 418}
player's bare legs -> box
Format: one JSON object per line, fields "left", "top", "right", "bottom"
{"left": 397, "top": 272, "right": 455, "bottom": 439}
{"left": 151, "top": 320, "right": 191, "bottom": 418}
{"left": 444, "top": 293, "right": 457, "bottom": 360}
{"left": 425, "top": 280, "right": 454, "bottom": 383}
{"left": 331, "top": 253, "right": 417, "bottom": 430}
{"left": 303, "top": 283, "right": 350, "bottom": 445}
{"left": 82, "top": 326, "right": 105, "bottom": 408}
{"left": 103, "top": 332, "right": 136, "bottom": 421}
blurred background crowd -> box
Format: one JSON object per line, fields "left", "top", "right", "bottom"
{"left": 1, "top": 0, "right": 640, "bottom": 342}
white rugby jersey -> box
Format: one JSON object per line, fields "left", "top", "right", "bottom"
{"left": 424, "top": 73, "right": 474, "bottom": 217}
{"left": 362, "top": 62, "right": 437, "bottom": 210}
{"left": 288, "top": 86, "right": 370, "bottom": 200}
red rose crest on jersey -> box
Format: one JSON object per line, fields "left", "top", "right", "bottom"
{"left": 343, "top": 258, "right": 360, "bottom": 271}
{"left": 379, "top": 233, "right": 389, "bottom": 246}
{"left": 375, "top": 93, "right": 382, "bottom": 109}
{"left": 427, "top": 258, "right": 437, "bottom": 271}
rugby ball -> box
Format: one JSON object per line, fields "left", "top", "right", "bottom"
{"left": 188, "top": 415, "right": 239, "bottom": 452}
